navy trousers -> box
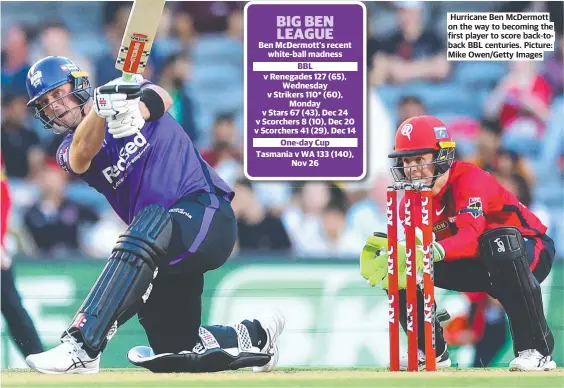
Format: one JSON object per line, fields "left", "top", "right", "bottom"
{"left": 137, "top": 191, "right": 239, "bottom": 353}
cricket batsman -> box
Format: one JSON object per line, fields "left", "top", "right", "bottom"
{"left": 23, "top": 56, "right": 284, "bottom": 374}
{"left": 360, "top": 115, "right": 557, "bottom": 371}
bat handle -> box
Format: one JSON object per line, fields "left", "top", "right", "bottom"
{"left": 122, "top": 72, "right": 135, "bottom": 83}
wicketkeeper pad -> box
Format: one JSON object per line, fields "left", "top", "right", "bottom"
{"left": 479, "top": 227, "right": 554, "bottom": 357}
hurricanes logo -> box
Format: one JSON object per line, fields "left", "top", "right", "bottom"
{"left": 401, "top": 124, "right": 413, "bottom": 140}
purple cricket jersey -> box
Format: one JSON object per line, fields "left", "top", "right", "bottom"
{"left": 56, "top": 98, "right": 234, "bottom": 224}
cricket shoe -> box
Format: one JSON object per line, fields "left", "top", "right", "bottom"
{"left": 253, "top": 310, "right": 285, "bottom": 372}
{"left": 26, "top": 334, "right": 100, "bottom": 374}
{"left": 399, "top": 346, "right": 452, "bottom": 371}
{"left": 509, "top": 349, "right": 557, "bottom": 371}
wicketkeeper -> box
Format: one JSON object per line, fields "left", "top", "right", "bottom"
{"left": 360, "top": 115, "right": 557, "bottom": 372}
{"left": 23, "top": 56, "right": 284, "bottom": 374}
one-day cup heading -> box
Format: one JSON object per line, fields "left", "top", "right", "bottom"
{"left": 244, "top": 1, "right": 367, "bottom": 181}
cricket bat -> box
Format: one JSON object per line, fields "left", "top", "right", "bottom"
{"left": 115, "top": 0, "right": 167, "bottom": 82}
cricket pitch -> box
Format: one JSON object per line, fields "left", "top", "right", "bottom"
{"left": 2, "top": 367, "right": 564, "bottom": 388}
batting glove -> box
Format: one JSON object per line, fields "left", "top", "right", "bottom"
{"left": 93, "top": 76, "right": 146, "bottom": 139}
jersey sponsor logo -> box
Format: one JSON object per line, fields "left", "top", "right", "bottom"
{"left": 102, "top": 133, "right": 150, "bottom": 188}
{"left": 433, "top": 221, "right": 448, "bottom": 233}
{"left": 401, "top": 123, "right": 413, "bottom": 140}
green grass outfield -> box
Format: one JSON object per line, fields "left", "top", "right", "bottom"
{"left": 2, "top": 367, "right": 564, "bottom": 388}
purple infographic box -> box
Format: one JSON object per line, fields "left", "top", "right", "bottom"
{"left": 244, "top": 1, "right": 366, "bottom": 180}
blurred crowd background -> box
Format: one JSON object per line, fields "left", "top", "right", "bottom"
{"left": 1, "top": 0, "right": 563, "bottom": 261}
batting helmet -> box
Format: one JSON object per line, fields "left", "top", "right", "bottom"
{"left": 26, "top": 56, "right": 91, "bottom": 134}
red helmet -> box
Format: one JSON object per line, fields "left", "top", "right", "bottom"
{"left": 388, "top": 115, "right": 456, "bottom": 183}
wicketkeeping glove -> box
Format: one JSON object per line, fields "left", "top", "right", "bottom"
{"left": 360, "top": 232, "right": 425, "bottom": 290}
{"left": 414, "top": 227, "right": 446, "bottom": 262}
{"left": 359, "top": 232, "right": 389, "bottom": 288}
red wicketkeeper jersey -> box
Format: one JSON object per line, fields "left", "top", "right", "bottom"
{"left": 399, "top": 161, "right": 547, "bottom": 262}
{"left": 1, "top": 154, "right": 11, "bottom": 247}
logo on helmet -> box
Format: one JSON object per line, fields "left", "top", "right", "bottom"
{"left": 401, "top": 124, "right": 413, "bottom": 140}
{"left": 29, "top": 71, "right": 42, "bottom": 87}
{"left": 433, "top": 126, "right": 449, "bottom": 139}
{"left": 60, "top": 63, "right": 79, "bottom": 71}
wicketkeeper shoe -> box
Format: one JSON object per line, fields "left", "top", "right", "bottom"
{"left": 509, "top": 349, "right": 557, "bottom": 371}
{"left": 25, "top": 335, "right": 100, "bottom": 374}
{"left": 399, "top": 346, "right": 452, "bottom": 371}
{"left": 253, "top": 310, "right": 285, "bottom": 373}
